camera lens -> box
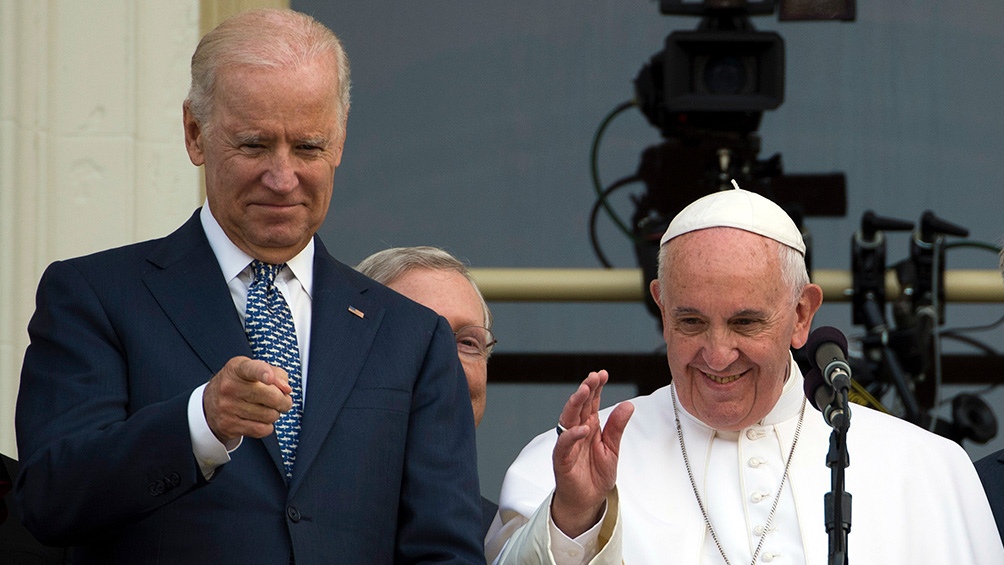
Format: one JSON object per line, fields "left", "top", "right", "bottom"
{"left": 702, "top": 55, "right": 748, "bottom": 95}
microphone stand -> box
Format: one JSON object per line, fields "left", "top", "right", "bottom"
{"left": 823, "top": 365, "right": 852, "bottom": 565}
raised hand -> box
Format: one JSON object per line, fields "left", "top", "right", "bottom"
{"left": 550, "top": 370, "right": 634, "bottom": 538}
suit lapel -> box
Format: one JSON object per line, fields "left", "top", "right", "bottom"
{"left": 142, "top": 213, "right": 251, "bottom": 372}
{"left": 288, "top": 242, "right": 384, "bottom": 494}
{"left": 141, "top": 211, "right": 285, "bottom": 477}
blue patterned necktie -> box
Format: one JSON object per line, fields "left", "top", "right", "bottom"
{"left": 245, "top": 260, "right": 303, "bottom": 481}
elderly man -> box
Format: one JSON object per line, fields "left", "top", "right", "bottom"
{"left": 357, "top": 246, "right": 497, "bottom": 530}
{"left": 486, "top": 187, "right": 1004, "bottom": 564}
{"left": 356, "top": 246, "right": 494, "bottom": 427}
{"left": 14, "top": 9, "right": 484, "bottom": 564}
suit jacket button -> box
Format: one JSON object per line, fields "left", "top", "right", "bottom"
{"left": 168, "top": 473, "right": 181, "bottom": 487}
{"left": 148, "top": 480, "right": 165, "bottom": 496}
{"left": 286, "top": 506, "right": 301, "bottom": 523}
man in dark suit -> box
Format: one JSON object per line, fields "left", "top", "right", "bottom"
{"left": 13, "top": 9, "right": 484, "bottom": 564}
{"left": 978, "top": 449, "right": 1004, "bottom": 542}
{"left": 0, "top": 454, "right": 65, "bottom": 565}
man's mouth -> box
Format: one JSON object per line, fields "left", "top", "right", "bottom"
{"left": 703, "top": 372, "right": 742, "bottom": 384}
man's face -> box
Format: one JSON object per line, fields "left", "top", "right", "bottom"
{"left": 387, "top": 268, "right": 488, "bottom": 427}
{"left": 183, "top": 55, "right": 345, "bottom": 264}
{"left": 651, "top": 227, "right": 819, "bottom": 431}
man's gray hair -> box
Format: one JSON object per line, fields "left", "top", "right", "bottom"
{"left": 356, "top": 246, "right": 493, "bottom": 332}
{"left": 186, "top": 8, "right": 351, "bottom": 138}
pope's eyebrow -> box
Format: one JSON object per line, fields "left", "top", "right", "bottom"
{"left": 671, "top": 307, "right": 702, "bottom": 317}
{"left": 669, "top": 307, "right": 770, "bottom": 320}
{"left": 732, "top": 308, "right": 769, "bottom": 319}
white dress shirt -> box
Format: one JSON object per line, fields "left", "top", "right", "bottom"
{"left": 186, "top": 203, "right": 315, "bottom": 478}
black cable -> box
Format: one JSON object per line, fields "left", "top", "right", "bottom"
{"left": 944, "top": 240, "right": 1003, "bottom": 254}
{"left": 940, "top": 310, "right": 1004, "bottom": 336}
{"left": 937, "top": 310, "right": 1004, "bottom": 358}
{"left": 589, "top": 100, "right": 638, "bottom": 239}
{"left": 589, "top": 175, "right": 643, "bottom": 268}
{"left": 932, "top": 382, "right": 1001, "bottom": 413}
{"left": 938, "top": 333, "right": 1001, "bottom": 357}
{"left": 930, "top": 238, "right": 1004, "bottom": 407}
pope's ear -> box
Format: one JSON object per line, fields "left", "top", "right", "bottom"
{"left": 791, "top": 283, "right": 823, "bottom": 349}
{"left": 649, "top": 278, "right": 670, "bottom": 326}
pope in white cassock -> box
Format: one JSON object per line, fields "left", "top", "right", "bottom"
{"left": 485, "top": 187, "right": 1004, "bottom": 565}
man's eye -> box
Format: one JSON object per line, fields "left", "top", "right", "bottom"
{"left": 456, "top": 337, "right": 484, "bottom": 355}
{"left": 675, "top": 318, "right": 705, "bottom": 332}
{"left": 731, "top": 319, "right": 765, "bottom": 333}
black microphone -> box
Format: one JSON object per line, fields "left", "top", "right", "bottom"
{"left": 806, "top": 326, "right": 852, "bottom": 393}
{"left": 803, "top": 366, "right": 833, "bottom": 412}
{"left": 804, "top": 326, "right": 853, "bottom": 429}
{"left": 803, "top": 366, "right": 848, "bottom": 428}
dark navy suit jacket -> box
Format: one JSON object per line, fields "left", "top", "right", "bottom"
{"left": 14, "top": 211, "right": 485, "bottom": 564}
{"left": 977, "top": 448, "right": 1004, "bottom": 544}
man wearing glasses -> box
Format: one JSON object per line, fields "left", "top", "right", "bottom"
{"left": 356, "top": 246, "right": 496, "bottom": 531}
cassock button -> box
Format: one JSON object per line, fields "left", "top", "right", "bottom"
{"left": 287, "top": 506, "right": 301, "bottom": 523}
{"left": 746, "top": 429, "right": 764, "bottom": 440}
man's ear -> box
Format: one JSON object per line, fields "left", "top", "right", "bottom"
{"left": 331, "top": 135, "right": 345, "bottom": 168}
{"left": 791, "top": 283, "right": 824, "bottom": 349}
{"left": 182, "top": 102, "right": 206, "bottom": 167}
{"left": 331, "top": 116, "right": 348, "bottom": 168}
{"left": 650, "top": 278, "right": 669, "bottom": 325}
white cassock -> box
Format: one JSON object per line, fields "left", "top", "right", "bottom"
{"left": 486, "top": 354, "right": 1004, "bottom": 565}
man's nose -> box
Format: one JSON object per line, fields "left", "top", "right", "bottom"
{"left": 262, "top": 150, "right": 297, "bottom": 192}
{"left": 701, "top": 329, "right": 740, "bottom": 373}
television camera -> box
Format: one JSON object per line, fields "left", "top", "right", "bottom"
{"left": 629, "top": 0, "right": 852, "bottom": 317}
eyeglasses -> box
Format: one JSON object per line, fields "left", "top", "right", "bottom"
{"left": 454, "top": 325, "right": 497, "bottom": 358}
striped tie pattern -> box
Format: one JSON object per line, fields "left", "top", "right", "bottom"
{"left": 245, "top": 260, "right": 302, "bottom": 481}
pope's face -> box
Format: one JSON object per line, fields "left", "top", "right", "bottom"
{"left": 387, "top": 268, "right": 488, "bottom": 427}
{"left": 651, "top": 228, "right": 820, "bottom": 431}
{"left": 184, "top": 55, "right": 345, "bottom": 264}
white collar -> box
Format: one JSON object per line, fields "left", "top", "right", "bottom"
{"left": 199, "top": 202, "right": 315, "bottom": 297}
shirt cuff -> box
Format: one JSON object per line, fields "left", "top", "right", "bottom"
{"left": 188, "top": 383, "right": 240, "bottom": 479}
{"left": 548, "top": 499, "right": 606, "bottom": 565}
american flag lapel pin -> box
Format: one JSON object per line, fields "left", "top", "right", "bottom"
{"left": 348, "top": 306, "right": 365, "bottom": 319}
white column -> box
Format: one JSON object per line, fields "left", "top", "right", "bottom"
{"left": 0, "top": 0, "right": 201, "bottom": 457}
